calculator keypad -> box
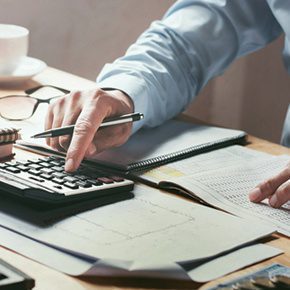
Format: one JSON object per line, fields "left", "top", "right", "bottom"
{"left": 0, "top": 156, "right": 133, "bottom": 196}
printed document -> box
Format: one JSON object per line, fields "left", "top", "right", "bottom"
{"left": 138, "top": 146, "right": 290, "bottom": 235}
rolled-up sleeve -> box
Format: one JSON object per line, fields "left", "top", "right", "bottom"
{"left": 97, "top": 0, "right": 282, "bottom": 133}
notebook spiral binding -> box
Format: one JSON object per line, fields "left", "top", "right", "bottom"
{"left": 0, "top": 127, "right": 20, "bottom": 143}
{"left": 127, "top": 133, "right": 247, "bottom": 172}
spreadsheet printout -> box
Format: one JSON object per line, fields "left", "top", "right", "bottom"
{"left": 175, "top": 155, "right": 290, "bottom": 236}
{"left": 140, "top": 145, "right": 270, "bottom": 182}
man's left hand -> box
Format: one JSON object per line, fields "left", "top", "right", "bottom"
{"left": 249, "top": 162, "right": 290, "bottom": 208}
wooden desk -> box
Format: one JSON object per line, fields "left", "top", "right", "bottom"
{"left": 0, "top": 68, "right": 289, "bottom": 290}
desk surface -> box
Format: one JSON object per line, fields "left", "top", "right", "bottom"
{"left": 0, "top": 67, "right": 289, "bottom": 290}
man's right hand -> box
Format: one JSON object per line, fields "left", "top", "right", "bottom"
{"left": 45, "top": 88, "right": 134, "bottom": 172}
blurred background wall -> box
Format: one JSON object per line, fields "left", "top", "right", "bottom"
{"left": 1, "top": 0, "right": 289, "bottom": 143}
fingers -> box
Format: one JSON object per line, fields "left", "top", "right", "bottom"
{"left": 46, "top": 97, "right": 66, "bottom": 151}
{"left": 44, "top": 92, "right": 82, "bottom": 150}
{"left": 269, "top": 179, "right": 290, "bottom": 208}
{"left": 65, "top": 91, "right": 110, "bottom": 172}
{"left": 44, "top": 107, "right": 53, "bottom": 147}
{"left": 58, "top": 92, "right": 82, "bottom": 151}
{"left": 50, "top": 113, "right": 65, "bottom": 151}
{"left": 249, "top": 166, "right": 290, "bottom": 208}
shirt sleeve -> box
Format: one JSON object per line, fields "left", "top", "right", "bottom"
{"left": 96, "top": 0, "right": 282, "bottom": 133}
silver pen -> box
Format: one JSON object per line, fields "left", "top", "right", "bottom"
{"left": 31, "top": 112, "right": 144, "bottom": 138}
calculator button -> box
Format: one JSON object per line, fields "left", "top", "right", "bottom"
{"left": 97, "top": 177, "right": 114, "bottom": 184}
{"left": 63, "top": 176, "right": 79, "bottom": 183}
{"left": 16, "top": 165, "right": 30, "bottom": 172}
{"left": 63, "top": 182, "right": 79, "bottom": 189}
{"left": 76, "top": 181, "right": 92, "bottom": 188}
{"left": 27, "top": 158, "right": 42, "bottom": 163}
{"left": 5, "top": 161, "right": 18, "bottom": 167}
{"left": 29, "top": 176, "right": 45, "bottom": 183}
{"left": 28, "top": 164, "right": 42, "bottom": 170}
{"left": 38, "top": 157, "right": 51, "bottom": 162}
{"left": 74, "top": 175, "right": 88, "bottom": 181}
{"left": 16, "top": 160, "right": 31, "bottom": 166}
{"left": 49, "top": 160, "right": 65, "bottom": 166}
{"left": 39, "top": 173, "right": 53, "bottom": 180}
{"left": 111, "top": 176, "right": 125, "bottom": 182}
{"left": 0, "top": 163, "right": 7, "bottom": 169}
{"left": 5, "top": 167, "right": 21, "bottom": 174}
{"left": 51, "top": 166, "right": 64, "bottom": 172}
{"left": 87, "top": 179, "right": 103, "bottom": 186}
{"left": 28, "top": 169, "right": 41, "bottom": 176}
{"left": 49, "top": 161, "right": 60, "bottom": 166}
{"left": 52, "top": 172, "right": 67, "bottom": 179}
{"left": 39, "top": 162, "right": 53, "bottom": 168}
{"left": 40, "top": 168, "right": 54, "bottom": 175}
{"left": 51, "top": 178, "right": 65, "bottom": 185}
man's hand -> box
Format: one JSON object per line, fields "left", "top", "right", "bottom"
{"left": 45, "top": 88, "right": 134, "bottom": 172}
{"left": 249, "top": 162, "right": 290, "bottom": 208}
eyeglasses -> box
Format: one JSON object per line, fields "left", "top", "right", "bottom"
{"left": 0, "top": 85, "right": 70, "bottom": 121}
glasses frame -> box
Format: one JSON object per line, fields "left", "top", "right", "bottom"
{"left": 0, "top": 85, "right": 71, "bottom": 121}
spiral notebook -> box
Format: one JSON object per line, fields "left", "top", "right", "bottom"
{"left": 89, "top": 120, "right": 247, "bottom": 172}
{"left": 16, "top": 120, "right": 246, "bottom": 172}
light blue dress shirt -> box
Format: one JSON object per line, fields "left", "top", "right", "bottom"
{"left": 97, "top": 0, "right": 290, "bottom": 147}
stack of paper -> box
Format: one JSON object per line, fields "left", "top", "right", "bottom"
{"left": 0, "top": 184, "right": 281, "bottom": 281}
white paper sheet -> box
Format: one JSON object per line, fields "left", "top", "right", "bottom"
{"left": 0, "top": 185, "right": 276, "bottom": 266}
{"left": 0, "top": 226, "right": 93, "bottom": 275}
{"left": 0, "top": 219, "right": 282, "bottom": 281}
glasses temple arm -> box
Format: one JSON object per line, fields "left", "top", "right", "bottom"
{"left": 25, "top": 85, "right": 70, "bottom": 95}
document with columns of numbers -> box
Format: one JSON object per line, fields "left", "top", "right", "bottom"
{"left": 140, "top": 146, "right": 290, "bottom": 236}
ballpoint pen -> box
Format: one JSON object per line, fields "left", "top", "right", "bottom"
{"left": 31, "top": 112, "right": 144, "bottom": 138}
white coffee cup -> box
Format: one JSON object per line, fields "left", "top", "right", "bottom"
{"left": 0, "top": 24, "right": 29, "bottom": 75}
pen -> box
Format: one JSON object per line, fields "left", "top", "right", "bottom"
{"left": 31, "top": 112, "right": 144, "bottom": 138}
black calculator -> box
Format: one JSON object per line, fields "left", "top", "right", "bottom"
{"left": 0, "top": 155, "right": 134, "bottom": 208}
{"left": 0, "top": 259, "right": 34, "bottom": 290}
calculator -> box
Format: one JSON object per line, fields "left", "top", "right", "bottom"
{"left": 0, "top": 155, "right": 134, "bottom": 208}
{"left": 0, "top": 258, "right": 34, "bottom": 290}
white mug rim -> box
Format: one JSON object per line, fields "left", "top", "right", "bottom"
{"left": 0, "top": 24, "right": 29, "bottom": 39}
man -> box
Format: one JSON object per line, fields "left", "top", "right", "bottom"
{"left": 46, "top": 0, "right": 290, "bottom": 208}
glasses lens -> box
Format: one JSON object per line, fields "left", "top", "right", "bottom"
{"left": 0, "top": 96, "right": 37, "bottom": 120}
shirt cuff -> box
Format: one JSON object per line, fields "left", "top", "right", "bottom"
{"left": 97, "top": 74, "right": 148, "bottom": 134}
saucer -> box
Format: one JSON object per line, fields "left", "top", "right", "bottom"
{"left": 0, "top": 56, "right": 47, "bottom": 82}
